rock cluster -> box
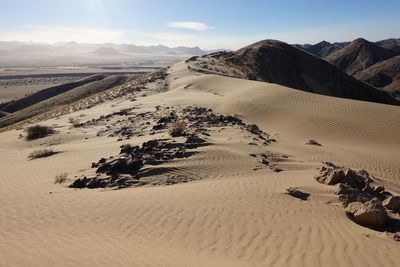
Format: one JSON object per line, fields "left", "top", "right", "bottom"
{"left": 315, "top": 162, "right": 400, "bottom": 234}
{"left": 151, "top": 106, "right": 272, "bottom": 143}
{"left": 254, "top": 152, "right": 288, "bottom": 172}
{"left": 69, "top": 105, "right": 275, "bottom": 189}
{"left": 70, "top": 134, "right": 209, "bottom": 189}
{"left": 345, "top": 199, "right": 388, "bottom": 228}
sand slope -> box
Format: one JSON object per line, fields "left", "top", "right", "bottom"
{"left": 0, "top": 60, "right": 399, "bottom": 266}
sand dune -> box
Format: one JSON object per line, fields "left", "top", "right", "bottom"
{"left": 0, "top": 56, "right": 399, "bottom": 267}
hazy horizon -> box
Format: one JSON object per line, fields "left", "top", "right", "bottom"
{"left": 1, "top": 0, "right": 399, "bottom": 49}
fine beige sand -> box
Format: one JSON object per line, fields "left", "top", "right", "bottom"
{"left": 0, "top": 60, "right": 399, "bottom": 266}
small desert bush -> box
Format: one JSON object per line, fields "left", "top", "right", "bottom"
{"left": 54, "top": 173, "right": 68, "bottom": 184}
{"left": 28, "top": 148, "right": 57, "bottom": 159}
{"left": 120, "top": 143, "right": 132, "bottom": 152}
{"left": 169, "top": 121, "right": 187, "bottom": 137}
{"left": 68, "top": 117, "right": 81, "bottom": 127}
{"left": 25, "top": 125, "right": 55, "bottom": 140}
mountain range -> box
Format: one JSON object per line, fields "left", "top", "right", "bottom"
{"left": 295, "top": 38, "right": 400, "bottom": 98}
{"left": 2, "top": 38, "right": 399, "bottom": 128}
{"left": 0, "top": 41, "right": 227, "bottom": 67}
{"left": 0, "top": 41, "right": 220, "bottom": 58}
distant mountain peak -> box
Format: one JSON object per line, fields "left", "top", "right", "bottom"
{"left": 327, "top": 38, "right": 396, "bottom": 75}
{"left": 318, "top": 40, "right": 331, "bottom": 45}
{"left": 92, "top": 46, "right": 122, "bottom": 56}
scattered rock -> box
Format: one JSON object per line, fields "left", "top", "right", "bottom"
{"left": 69, "top": 105, "right": 275, "bottom": 189}
{"left": 165, "top": 175, "right": 193, "bottom": 185}
{"left": 285, "top": 187, "right": 310, "bottom": 200}
{"left": 70, "top": 134, "right": 209, "bottom": 189}
{"left": 306, "top": 139, "right": 322, "bottom": 146}
{"left": 316, "top": 162, "right": 400, "bottom": 240}
{"left": 315, "top": 162, "right": 388, "bottom": 206}
{"left": 253, "top": 152, "right": 288, "bottom": 172}
{"left": 391, "top": 232, "right": 400, "bottom": 241}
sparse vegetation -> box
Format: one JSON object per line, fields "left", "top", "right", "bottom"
{"left": 169, "top": 121, "right": 187, "bottom": 137}
{"left": 25, "top": 125, "right": 55, "bottom": 140}
{"left": 68, "top": 117, "right": 81, "bottom": 127}
{"left": 54, "top": 173, "right": 68, "bottom": 184}
{"left": 28, "top": 148, "right": 57, "bottom": 159}
{"left": 120, "top": 143, "right": 135, "bottom": 154}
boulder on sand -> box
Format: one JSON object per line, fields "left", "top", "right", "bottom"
{"left": 346, "top": 198, "right": 388, "bottom": 228}
{"left": 285, "top": 187, "right": 310, "bottom": 201}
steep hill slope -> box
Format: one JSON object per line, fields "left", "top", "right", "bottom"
{"left": 355, "top": 55, "right": 400, "bottom": 98}
{"left": 1, "top": 75, "right": 107, "bottom": 113}
{"left": 197, "top": 39, "right": 398, "bottom": 105}
{"left": 0, "top": 75, "right": 129, "bottom": 128}
{"left": 301, "top": 40, "right": 343, "bottom": 58}
{"left": 326, "top": 38, "right": 396, "bottom": 75}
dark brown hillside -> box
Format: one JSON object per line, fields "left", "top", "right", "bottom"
{"left": 355, "top": 55, "right": 400, "bottom": 98}
{"left": 302, "top": 41, "right": 343, "bottom": 58}
{"left": 214, "top": 39, "right": 399, "bottom": 105}
{"left": 326, "top": 38, "right": 396, "bottom": 75}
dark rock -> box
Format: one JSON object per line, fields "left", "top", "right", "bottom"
{"left": 285, "top": 187, "right": 310, "bottom": 200}
{"left": 185, "top": 134, "right": 206, "bottom": 145}
{"left": 306, "top": 139, "right": 322, "bottom": 146}
{"left": 96, "top": 157, "right": 143, "bottom": 176}
{"left": 346, "top": 198, "right": 388, "bottom": 228}
{"left": 69, "top": 177, "right": 91, "bottom": 188}
{"left": 372, "top": 185, "right": 385, "bottom": 194}
{"left": 326, "top": 169, "right": 346, "bottom": 185}
{"left": 383, "top": 196, "right": 400, "bottom": 212}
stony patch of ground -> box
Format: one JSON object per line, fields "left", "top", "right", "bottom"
{"left": 69, "top": 106, "right": 281, "bottom": 189}
{"left": 315, "top": 162, "right": 400, "bottom": 240}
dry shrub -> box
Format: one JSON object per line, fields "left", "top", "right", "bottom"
{"left": 54, "top": 173, "right": 68, "bottom": 184}
{"left": 25, "top": 125, "right": 55, "bottom": 140}
{"left": 68, "top": 117, "right": 81, "bottom": 127}
{"left": 28, "top": 148, "right": 57, "bottom": 159}
{"left": 120, "top": 143, "right": 135, "bottom": 154}
{"left": 169, "top": 121, "right": 187, "bottom": 137}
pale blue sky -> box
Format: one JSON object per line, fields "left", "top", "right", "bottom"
{"left": 1, "top": 0, "right": 399, "bottom": 48}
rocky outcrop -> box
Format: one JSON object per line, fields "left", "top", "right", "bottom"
{"left": 346, "top": 199, "right": 388, "bottom": 228}
{"left": 70, "top": 135, "right": 209, "bottom": 189}
{"left": 69, "top": 106, "right": 275, "bottom": 189}
{"left": 315, "top": 162, "right": 390, "bottom": 206}
{"left": 315, "top": 162, "right": 400, "bottom": 235}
